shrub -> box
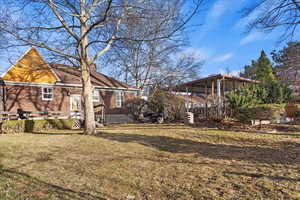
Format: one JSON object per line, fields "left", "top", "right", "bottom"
{"left": 125, "top": 98, "right": 147, "bottom": 120}
{"left": 1, "top": 120, "right": 25, "bottom": 134}
{"left": 25, "top": 119, "right": 79, "bottom": 132}
{"left": 227, "top": 81, "right": 291, "bottom": 113}
{"left": 149, "top": 89, "right": 186, "bottom": 121}
{"left": 1, "top": 119, "right": 79, "bottom": 134}
{"left": 226, "top": 85, "right": 259, "bottom": 110}
{"left": 236, "top": 104, "right": 286, "bottom": 121}
{"left": 293, "top": 104, "right": 300, "bottom": 117}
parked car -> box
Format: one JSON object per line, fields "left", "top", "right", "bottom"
{"left": 143, "top": 111, "right": 164, "bottom": 124}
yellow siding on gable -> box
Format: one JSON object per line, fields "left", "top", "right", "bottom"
{"left": 3, "top": 48, "right": 57, "bottom": 83}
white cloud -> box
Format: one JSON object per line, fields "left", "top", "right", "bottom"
{"left": 180, "top": 47, "right": 212, "bottom": 61}
{"left": 230, "top": 70, "right": 240, "bottom": 76}
{"left": 213, "top": 52, "right": 234, "bottom": 62}
{"left": 209, "top": 0, "right": 227, "bottom": 20}
{"left": 218, "top": 69, "right": 240, "bottom": 76}
{"left": 240, "top": 32, "right": 264, "bottom": 45}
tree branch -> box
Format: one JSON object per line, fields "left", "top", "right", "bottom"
{"left": 48, "top": 0, "right": 80, "bottom": 41}
{"left": 0, "top": 26, "right": 80, "bottom": 60}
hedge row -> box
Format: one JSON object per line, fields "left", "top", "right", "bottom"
{"left": 1, "top": 119, "right": 80, "bottom": 134}
{"left": 235, "top": 104, "right": 286, "bottom": 122}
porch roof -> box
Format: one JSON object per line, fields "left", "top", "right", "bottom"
{"left": 170, "top": 74, "right": 257, "bottom": 94}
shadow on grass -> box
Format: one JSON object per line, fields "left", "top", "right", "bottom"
{"left": 97, "top": 132, "right": 300, "bottom": 165}
{"left": 0, "top": 151, "right": 109, "bottom": 199}
{"left": 226, "top": 171, "right": 300, "bottom": 182}
{"left": 0, "top": 166, "right": 108, "bottom": 200}
{"left": 253, "top": 131, "right": 300, "bottom": 138}
{"left": 30, "top": 131, "right": 82, "bottom": 135}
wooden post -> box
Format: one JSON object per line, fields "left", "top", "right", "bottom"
{"left": 233, "top": 80, "right": 236, "bottom": 92}
{"left": 190, "top": 90, "right": 194, "bottom": 110}
{"left": 223, "top": 79, "right": 226, "bottom": 118}
{"left": 217, "top": 79, "right": 221, "bottom": 118}
{"left": 211, "top": 80, "right": 215, "bottom": 100}
{"left": 205, "top": 81, "right": 208, "bottom": 118}
{"left": 222, "top": 79, "right": 225, "bottom": 97}
{"left": 185, "top": 87, "right": 189, "bottom": 112}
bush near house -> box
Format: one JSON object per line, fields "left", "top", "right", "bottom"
{"left": 125, "top": 98, "right": 147, "bottom": 121}
{"left": 1, "top": 120, "right": 25, "bottom": 134}
{"left": 294, "top": 104, "right": 300, "bottom": 117}
{"left": 0, "top": 119, "right": 79, "bottom": 134}
{"left": 226, "top": 81, "right": 291, "bottom": 123}
{"left": 149, "top": 89, "right": 186, "bottom": 121}
{"left": 235, "top": 104, "right": 286, "bottom": 122}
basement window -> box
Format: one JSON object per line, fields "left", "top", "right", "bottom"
{"left": 42, "top": 87, "right": 53, "bottom": 101}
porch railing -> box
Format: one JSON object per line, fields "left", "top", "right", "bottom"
{"left": 189, "top": 101, "right": 232, "bottom": 120}
{"left": 0, "top": 111, "right": 83, "bottom": 122}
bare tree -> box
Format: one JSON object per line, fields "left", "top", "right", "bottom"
{"left": 245, "top": 0, "right": 300, "bottom": 40}
{"left": 105, "top": 2, "right": 203, "bottom": 97}
{"left": 0, "top": 0, "right": 203, "bottom": 134}
{"left": 272, "top": 41, "right": 300, "bottom": 96}
{"left": 107, "top": 40, "right": 203, "bottom": 97}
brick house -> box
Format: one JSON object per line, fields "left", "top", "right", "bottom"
{"left": 0, "top": 48, "right": 139, "bottom": 123}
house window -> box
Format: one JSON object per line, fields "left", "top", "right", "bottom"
{"left": 93, "top": 90, "right": 100, "bottom": 102}
{"left": 42, "top": 87, "right": 53, "bottom": 100}
{"left": 116, "top": 91, "right": 124, "bottom": 108}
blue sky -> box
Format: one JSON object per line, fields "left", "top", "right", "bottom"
{"left": 185, "top": 0, "right": 284, "bottom": 77}
{"left": 0, "top": 0, "right": 287, "bottom": 77}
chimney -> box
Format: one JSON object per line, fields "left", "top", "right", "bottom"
{"left": 90, "top": 63, "right": 97, "bottom": 72}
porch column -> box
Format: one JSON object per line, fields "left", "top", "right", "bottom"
{"left": 217, "top": 79, "right": 222, "bottom": 118}
{"left": 185, "top": 87, "right": 189, "bottom": 112}
{"left": 217, "top": 79, "right": 221, "bottom": 101}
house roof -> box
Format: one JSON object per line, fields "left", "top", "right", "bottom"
{"left": 51, "top": 64, "right": 135, "bottom": 89}
{"left": 2, "top": 48, "right": 57, "bottom": 83}
{"left": 1, "top": 47, "right": 137, "bottom": 91}
{"left": 176, "top": 74, "right": 258, "bottom": 88}
{"left": 170, "top": 74, "right": 258, "bottom": 93}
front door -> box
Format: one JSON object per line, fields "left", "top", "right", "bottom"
{"left": 70, "top": 94, "right": 81, "bottom": 119}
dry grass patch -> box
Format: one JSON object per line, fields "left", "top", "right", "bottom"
{"left": 0, "top": 124, "right": 300, "bottom": 199}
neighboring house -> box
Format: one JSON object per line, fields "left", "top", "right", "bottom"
{"left": 0, "top": 48, "right": 139, "bottom": 123}
{"left": 275, "top": 66, "right": 300, "bottom": 97}
{"left": 175, "top": 94, "right": 208, "bottom": 109}
{"left": 170, "top": 74, "right": 257, "bottom": 119}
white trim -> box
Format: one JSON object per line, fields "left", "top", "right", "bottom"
{"left": 48, "top": 65, "right": 61, "bottom": 82}
{"left": 42, "top": 87, "right": 53, "bottom": 101}
{"left": 2, "top": 80, "right": 139, "bottom": 91}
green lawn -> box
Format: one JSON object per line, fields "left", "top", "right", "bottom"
{"left": 0, "top": 124, "right": 299, "bottom": 199}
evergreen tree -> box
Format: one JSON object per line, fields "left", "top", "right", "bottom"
{"left": 240, "top": 50, "right": 275, "bottom": 81}
{"left": 240, "top": 60, "right": 258, "bottom": 80}
{"left": 256, "top": 50, "right": 276, "bottom": 82}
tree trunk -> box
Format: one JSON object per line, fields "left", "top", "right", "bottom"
{"left": 81, "top": 62, "right": 96, "bottom": 135}
{"left": 80, "top": 0, "right": 96, "bottom": 135}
